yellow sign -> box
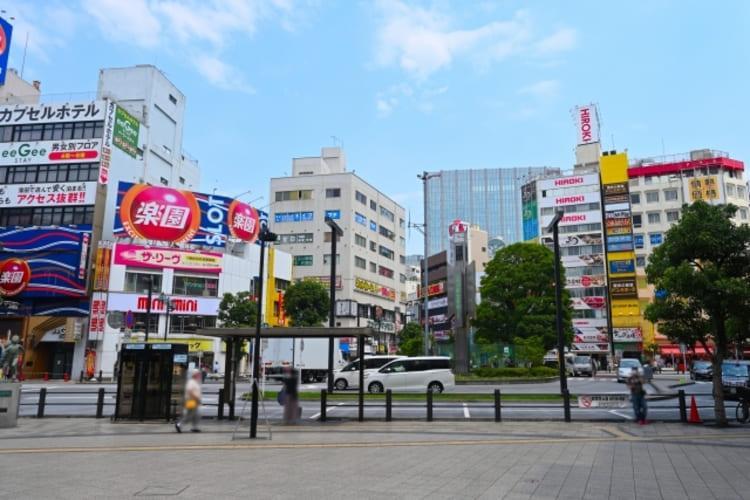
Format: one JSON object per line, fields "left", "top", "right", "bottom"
{"left": 688, "top": 176, "right": 719, "bottom": 201}
{"left": 145, "top": 338, "right": 213, "bottom": 352}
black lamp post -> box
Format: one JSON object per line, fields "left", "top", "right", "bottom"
{"left": 158, "top": 293, "right": 173, "bottom": 341}
{"left": 546, "top": 209, "right": 571, "bottom": 422}
{"left": 144, "top": 275, "right": 153, "bottom": 342}
{"left": 250, "top": 223, "right": 277, "bottom": 439}
{"left": 325, "top": 216, "right": 343, "bottom": 394}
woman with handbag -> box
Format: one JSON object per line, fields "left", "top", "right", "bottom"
{"left": 176, "top": 369, "right": 202, "bottom": 433}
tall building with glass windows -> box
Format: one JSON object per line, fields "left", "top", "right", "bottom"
{"left": 425, "top": 167, "right": 559, "bottom": 255}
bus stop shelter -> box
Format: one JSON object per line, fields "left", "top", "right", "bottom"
{"left": 197, "top": 326, "right": 378, "bottom": 423}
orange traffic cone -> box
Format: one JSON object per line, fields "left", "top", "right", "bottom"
{"left": 688, "top": 395, "right": 702, "bottom": 424}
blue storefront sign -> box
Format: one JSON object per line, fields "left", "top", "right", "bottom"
{"left": 609, "top": 259, "right": 635, "bottom": 274}
{"left": 275, "top": 211, "right": 314, "bottom": 223}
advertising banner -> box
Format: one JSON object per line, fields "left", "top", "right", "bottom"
{"left": 566, "top": 275, "right": 606, "bottom": 288}
{"left": 613, "top": 327, "right": 642, "bottom": 342}
{"left": 106, "top": 293, "right": 220, "bottom": 315}
{"left": 602, "top": 182, "right": 628, "bottom": 197}
{"left": 609, "top": 259, "right": 636, "bottom": 275}
{"left": 687, "top": 176, "right": 720, "bottom": 202}
{"left": 417, "top": 280, "right": 446, "bottom": 298}
{"left": 609, "top": 277, "right": 638, "bottom": 298}
{"left": 0, "top": 182, "right": 96, "bottom": 207}
{"left": 574, "top": 327, "right": 608, "bottom": 343}
{"left": 571, "top": 296, "right": 606, "bottom": 310}
{"left": 574, "top": 104, "right": 600, "bottom": 145}
{"left": 0, "top": 17, "right": 13, "bottom": 86}
{"left": 113, "top": 181, "right": 263, "bottom": 247}
{"left": 540, "top": 210, "right": 601, "bottom": 228}
{"left": 578, "top": 395, "right": 628, "bottom": 409}
{"left": 571, "top": 343, "right": 609, "bottom": 353}
{"left": 114, "top": 243, "right": 223, "bottom": 274}
{"left": 538, "top": 190, "right": 601, "bottom": 208}
{"left": 354, "top": 277, "right": 396, "bottom": 300}
{"left": 0, "top": 226, "right": 90, "bottom": 299}
{"left": 428, "top": 296, "right": 448, "bottom": 309}
{"left": 573, "top": 318, "right": 608, "bottom": 328}
{"left": 112, "top": 106, "right": 140, "bottom": 158}
{"left": 0, "top": 140, "right": 102, "bottom": 166}
{"left": 561, "top": 254, "right": 604, "bottom": 267}
{"left": 537, "top": 173, "right": 599, "bottom": 193}
{"left": 89, "top": 292, "right": 107, "bottom": 341}
{"left": 92, "top": 242, "right": 113, "bottom": 291}
{"left": 99, "top": 101, "right": 115, "bottom": 184}
{"left": 543, "top": 233, "right": 602, "bottom": 248}
{"left": 275, "top": 211, "right": 313, "bottom": 223}
{"left": 0, "top": 101, "right": 104, "bottom": 126}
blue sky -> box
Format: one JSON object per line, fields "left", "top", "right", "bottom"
{"left": 7, "top": 0, "right": 750, "bottom": 254}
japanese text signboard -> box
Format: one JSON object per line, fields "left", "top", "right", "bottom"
{"left": 113, "top": 243, "right": 222, "bottom": 274}
{"left": 99, "top": 101, "right": 115, "bottom": 184}
{"left": 113, "top": 181, "right": 263, "bottom": 248}
{"left": 0, "top": 140, "right": 101, "bottom": 165}
{"left": 112, "top": 106, "right": 140, "bottom": 158}
{"left": 0, "top": 101, "right": 103, "bottom": 125}
{"left": 0, "top": 182, "right": 96, "bottom": 207}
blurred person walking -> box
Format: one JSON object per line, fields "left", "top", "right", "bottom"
{"left": 176, "top": 369, "right": 202, "bottom": 433}
{"left": 627, "top": 367, "right": 648, "bottom": 424}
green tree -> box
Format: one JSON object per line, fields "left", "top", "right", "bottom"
{"left": 398, "top": 322, "right": 425, "bottom": 356}
{"left": 645, "top": 201, "right": 750, "bottom": 426}
{"left": 473, "top": 242, "right": 572, "bottom": 351}
{"left": 513, "top": 336, "right": 546, "bottom": 367}
{"left": 217, "top": 291, "right": 257, "bottom": 327}
{"left": 283, "top": 279, "right": 330, "bottom": 326}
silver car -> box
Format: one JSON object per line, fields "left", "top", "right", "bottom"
{"left": 617, "top": 359, "right": 643, "bottom": 383}
{"left": 570, "top": 355, "right": 595, "bottom": 377}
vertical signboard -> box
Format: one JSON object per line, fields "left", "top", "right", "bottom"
{"left": 0, "top": 17, "right": 12, "bottom": 86}
{"left": 521, "top": 181, "right": 538, "bottom": 241}
{"left": 574, "top": 104, "right": 600, "bottom": 145}
{"left": 112, "top": 106, "right": 140, "bottom": 158}
{"left": 600, "top": 152, "right": 642, "bottom": 353}
{"left": 99, "top": 101, "right": 115, "bottom": 185}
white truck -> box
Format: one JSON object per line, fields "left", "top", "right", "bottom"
{"left": 261, "top": 337, "right": 361, "bottom": 383}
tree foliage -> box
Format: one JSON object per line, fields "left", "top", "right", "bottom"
{"left": 645, "top": 201, "right": 750, "bottom": 426}
{"left": 398, "top": 322, "right": 425, "bottom": 356}
{"left": 472, "top": 242, "right": 572, "bottom": 351}
{"left": 283, "top": 279, "right": 330, "bottom": 326}
{"left": 218, "top": 291, "right": 257, "bottom": 328}
{"left": 513, "top": 336, "right": 546, "bottom": 367}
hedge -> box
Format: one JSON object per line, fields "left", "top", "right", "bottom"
{"left": 472, "top": 366, "right": 558, "bottom": 378}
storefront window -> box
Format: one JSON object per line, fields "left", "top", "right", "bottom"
{"left": 124, "top": 272, "right": 162, "bottom": 293}
{"left": 169, "top": 315, "right": 217, "bottom": 334}
{"left": 131, "top": 313, "right": 159, "bottom": 333}
{"left": 173, "top": 275, "right": 219, "bottom": 297}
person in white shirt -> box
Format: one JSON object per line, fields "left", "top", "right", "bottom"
{"left": 176, "top": 369, "right": 202, "bottom": 433}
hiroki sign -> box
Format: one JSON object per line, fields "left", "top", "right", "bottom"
{"left": 113, "top": 182, "right": 264, "bottom": 248}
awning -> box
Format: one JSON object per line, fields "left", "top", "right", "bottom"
{"left": 660, "top": 345, "right": 709, "bottom": 355}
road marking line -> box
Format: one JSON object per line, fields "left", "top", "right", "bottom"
{"left": 463, "top": 403, "right": 470, "bottom": 419}
{"left": 610, "top": 410, "right": 633, "bottom": 420}
{"left": 308, "top": 403, "right": 344, "bottom": 420}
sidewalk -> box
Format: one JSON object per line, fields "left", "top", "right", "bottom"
{"left": 2, "top": 419, "right": 750, "bottom": 499}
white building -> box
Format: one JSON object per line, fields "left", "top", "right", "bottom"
{"left": 269, "top": 147, "right": 407, "bottom": 353}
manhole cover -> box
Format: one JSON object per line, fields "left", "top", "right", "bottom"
{"left": 134, "top": 485, "right": 189, "bottom": 497}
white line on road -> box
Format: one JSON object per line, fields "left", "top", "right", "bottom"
{"left": 463, "top": 403, "right": 470, "bottom": 419}
{"left": 309, "top": 402, "right": 345, "bottom": 420}
{"left": 610, "top": 410, "right": 633, "bottom": 420}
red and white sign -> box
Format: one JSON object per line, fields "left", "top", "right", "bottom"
{"left": 227, "top": 199, "right": 260, "bottom": 243}
{"left": 114, "top": 243, "right": 223, "bottom": 274}
{"left": 566, "top": 275, "right": 606, "bottom": 288}
{"left": 0, "top": 141, "right": 101, "bottom": 166}
{"left": 541, "top": 210, "right": 601, "bottom": 228}
{"left": 571, "top": 296, "right": 607, "bottom": 310}
{"left": 106, "top": 293, "right": 220, "bottom": 316}
{"left": 572, "top": 343, "right": 610, "bottom": 353}
{"left": 573, "top": 318, "right": 608, "bottom": 328}
{"left": 418, "top": 281, "right": 446, "bottom": 298}
{"left": 561, "top": 254, "right": 604, "bottom": 267}
{"left": 448, "top": 219, "right": 469, "bottom": 237}
{"left": 0, "top": 258, "right": 31, "bottom": 296}
{"left": 0, "top": 182, "right": 96, "bottom": 208}
{"left": 539, "top": 190, "right": 600, "bottom": 208}
{"left": 118, "top": 184, "right": 201, "bottom": 243}
{"left": 613, "top": 327, "right": 642, "bottom": 342}
{"left": 89, "top": 292, "right": 107, "bottom": 341}
{"left": 99, "top": 101, "right": 115, "bottom": 185}
{"left": 574, "top": 104, "right": 600, "bottom": 145}
{"left": 537, "top": 174, "right": 599, "bottom": 192}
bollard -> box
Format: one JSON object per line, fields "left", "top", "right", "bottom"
{"left": 37, "top": 387, "right": 47, "bottom": 418}
{"left": 678, "top": 389, "right": 687, "bottom": 423}
{"left": 494, "top": 389, "right": 502, "bottom": 422}
{"left": 320, "top": 389, "right": 327, "bottom": 422}
{"left": 96, "top": 388, "right": 105, "bottom": 418}
{"left": 218, "top": 388, "right": 225, "bottom": 420}
{"left": 386, "top": 389, "right": 392, "bottom": 422}
{"left": 426, "top": 389, "right": 433, "bottom": 422}
{"left": 79, "top": 370, "right": 84, "bottom": 383}
{"left": 563, "top": 390, "right": 571, "bottom": 422}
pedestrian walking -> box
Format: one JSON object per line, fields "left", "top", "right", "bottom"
{"left": 213, "top": 360, "right": 220, "bottom": 374}
{"left": 627, "top": 367, "right": 647, "bottom": 424}
{"left": 280, "top": 367, "right": 300, "bottom": 424}
{"left": 176, "top": 369, "right": 202, "bottom": 433}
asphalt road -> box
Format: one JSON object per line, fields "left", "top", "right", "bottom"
{"left": 17, "top": 375, "right": 720, "bottom": 423}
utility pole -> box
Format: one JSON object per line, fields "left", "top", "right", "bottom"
{"left": 325, "top": 216, "right": 343, "bottom": 394}
{"left": 547, "top": 210, "right": 570, "bottom": 422}
{"left": 415, "top": 171, "right": 441, "bottom": 355}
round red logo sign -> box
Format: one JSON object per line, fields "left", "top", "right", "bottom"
{"left": 118, "top": 185, "right": 201, "bottom": 243}
{"left": 228, "top": 200, "right": 260, "bottom": 243}
{"left": 0, "top": 258, "right": 31, "bottom": 296}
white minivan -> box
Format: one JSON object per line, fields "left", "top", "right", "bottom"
{"left": 365, "top": 356, "right": 455, "bottom": 394}
{"left": 332, "top": 356, "right": 403, "bottom": 390}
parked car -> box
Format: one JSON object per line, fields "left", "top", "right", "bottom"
{"left": 569, "top": 355, "right": 596, "bottom": 377}
{"left": 722, "top": 361, "right": 750, "bottom": 401}
{"left": 332, "top": 355, "right": 403, "bottom": 390}
{"left": 690, "top": 360, "right": 713, "bottom": 381}
{"left": 616, "top": 359, "right": 643, "bottom": 383}
{"left": 365, "top": 356, "right": 455, "bottom": 394}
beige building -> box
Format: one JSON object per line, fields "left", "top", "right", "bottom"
{"left": 269, "top": 147, "right": 407, "bottom": 352}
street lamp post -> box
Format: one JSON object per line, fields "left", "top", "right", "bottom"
{"left": 546, "top": 209, "right": 571, "bottom": 422}
{"left": 417, "top": 171, "right": 441, "bottom": 355}
{"left": 144, "top": 276, "right": 154, "bottom": 342}
{"left": 250, "top": 224, "right": 278, "bottom": 439}
{"left": 325, "top": 216, "right": 343, "bottom": 394}
{"left": 158, "top": 293, "right": 173, "bottom": 341}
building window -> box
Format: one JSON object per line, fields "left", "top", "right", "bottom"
{"left": 124, "top": 272, "right": 162, "bottom": 293}
{"left": 1, "top": 163, "right": 100, "bottom": 184}
{"left": 274, "top": 278, "right": 290, "bottom": 291}
{"left": 380, "top": 206, "right": 395, "bottom": 222}
{"left": 355, "top": 234, "right": 367, "bottom": 247}
{"left": 293, "top": 255, "right": 313, "bottom": 266}
{"left": 131, "top": 313, "right": 159, "bottom": 333}
{"left": 634, "top": 234, "right": 644, "bottom": 249}
{"left": 0, "top": 121, "right": 104, "bottom": 143}
{"left": 323, "top": 254, "right": 340, "bottom": 265}
{"left": 355, "top": 256, "right": 366, "bottom": 269}
{"left": 378, "top": 265, "right": 394, "bottom": 279}
{"left": 160, "top": 177, "right": 169, "bottom": 185}
{"left": 399, "top": 255, "right": 406, "bottom": 264}
{"left": 323, "top": 232, "right": 341, "bottom": 243}
{"left": 354, "top": 212, "right": 367, "bottom": 226}
{"left": 379, "top": 225, "right": 395, "bottom": 240}
{"left": 630, "top": 193, "right": 640, "bottom": 205}
{"left": 0, "top": 205, "right": 95, "bottom": 226}
{"left": 173, "top": 275, "right": 219, "bottom": 297}
{"left": 629, "top": 178, "right": 639, "bottom": 187}
{"left": 664, "top": 189, "right": 679, "bottom": 201}
{"left": 355, "top": 190, "right": 367, "bottom": 205}
{"left": 370, "top": 220, "right": 377, "bottom": 232}
{"left": 636, "top": 256, "right": 646, "bottom": 268}
{"left": 399, "top": 218, "right": 405, "bottom": 229}
{"left": 369, "top": 262, "right": 377, "bottom": 273}
{"left": 325, "top": 188, "right": 341, "bottom": 198}
{"left": 170, "top": 315, "right": 217, "bottom": 334}
{"left": 644, "top": 176, "right": 653, "bottom": 185}
{"left": 179, "top": 176, "right": 185, "bottom": 184}
{"left": 275, "top": 190, "right": 313, "bottom": 202}
{"left": 379, "top": 245, "right": 394, "bottom": 260}
{"left": 737, "top": 186, "right": 746, "bottom": 199}
{"left": 739, "top": 208, "right": 749, "bottom": 220}
{"left": 169, "top": 94, "right": 178, "bottom": 104}
{"left": 370, "top": 241, "right": 376, "bottom": 252}
{"left": 399, "top": 273, "right": 406, "bottom": 283}
{"left": 647, "top": 212, "right": 661, "bottom": 224}
{"left": 399, "top": 237, "right": 406, "bottom": 248}
{"left": 666, "top": 210, "right": 680, "bottom": 222}
{"left": 278, "top": 233, "right": 314, "bottom": 245}
{"left": 726, "top": 184, "right": 736, "bottom": 197}
{"left": 632, "top": 214, "right": 642, "bottom": 228}
{"left": 646, "top": 191, "right": 659, "bottom": 203}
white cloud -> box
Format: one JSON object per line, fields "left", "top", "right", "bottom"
{"left": 375, "top": 82, "right": 448, "bottom": 117}
{"left": 154, "top": 0, "right": 261, "bottom": 48}
{"left": 518, "top": 79, "right": 560, "bottom": 99}
{"left": 81, "top": 0, "right": 161, "bottom": 48}
{"left": 373, "top": 1, "right": 575, "bottom": 79}
{"left": 194, "top": 54, "right": 255, "bottom": 94}
{"left": 376, "top": 97, "right": 397, "bottom": 117}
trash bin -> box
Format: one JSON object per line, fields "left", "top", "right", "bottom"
{"left": 0, "top": 382, "right": 21, "bottom": 428}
